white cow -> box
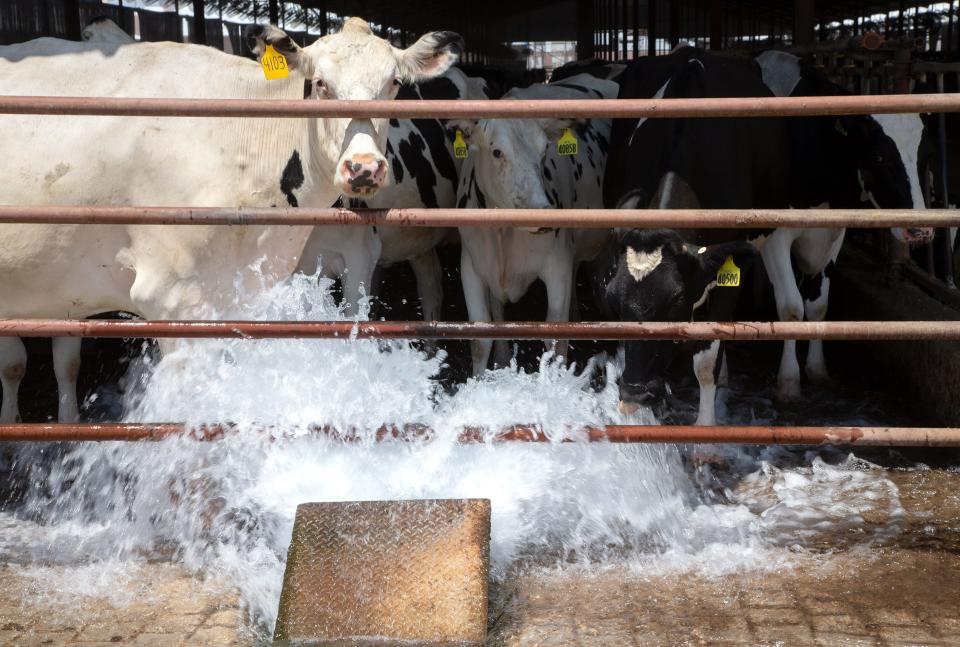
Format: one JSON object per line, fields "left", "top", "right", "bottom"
{"left": 454, "top": 74, "right": 618, "bottom": 375}
{"left": 0, "top": 18, "right": 462, "bottom": 423}
{"left": 299, "top": 67, "right": 489, "bottom": 322}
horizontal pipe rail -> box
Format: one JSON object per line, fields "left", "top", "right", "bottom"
{"left": 0, "top": 320, "right": 958, "bottom": 341}
{"left": 1, "top": 93, "right": 958, "bottom": 120}
{"left": 0, "top": 423, "right": 957, "bottom": 447}
{"left": 0, "top": 206, "right": 957, "bottom": 228}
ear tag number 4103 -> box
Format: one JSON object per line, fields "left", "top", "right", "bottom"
{"left": 261, "top": 44, "right": 289, "bottom": 80}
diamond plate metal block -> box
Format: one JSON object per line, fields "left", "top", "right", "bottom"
{"left": 274, "top": 498, "right": 490, "bottom": 646}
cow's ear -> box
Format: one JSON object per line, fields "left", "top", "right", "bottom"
{"left": 448, "top": 119, "right": 479, "bottom": 142}
{"left": 396, "top": 31, "right": 464, "bottom": 82}
{"left": 245, "top": 24, "right": 305, "bottom": 71}
{"left": 615, "top": 189, "right": 649, "bottom": 210}
{"left": 695, "top": 241, "right": 757, "bottom": 285}
{"left": 541, "top": 118, "right": 587, "bottom": 142}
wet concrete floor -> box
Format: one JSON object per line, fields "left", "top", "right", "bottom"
{"left": 0, "top": 466, "right": 957, "bottom": 646}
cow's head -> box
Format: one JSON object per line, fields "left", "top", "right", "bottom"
{"left": 248, "top": 19, "right": 463, "bottom": 198}
{"left": 603, "top": 226, "right": 755, "bottom": 416}
{"left": 836, "top": 113, "right": 933, "bottom": 245}
{"left": 453, "top": 116, "right": 583, "bottom": 210}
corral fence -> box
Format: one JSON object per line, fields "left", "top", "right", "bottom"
{"left": 0, "top": 92, "right": 959, "bottom": 446}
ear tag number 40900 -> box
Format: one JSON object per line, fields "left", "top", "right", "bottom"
{"left": 558, "top": 128, "right": 578, "bottom": 156}
{"left": 261, "top": 44, "right": 289, "bottom": 80}
{"left": 717, "top": 255, "right": 741, "bottom": 287}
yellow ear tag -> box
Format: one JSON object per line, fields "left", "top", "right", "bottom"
{"left": 261, "top": 44, "right": 289, "bottom": 80}
{"left": 717, "top": 255, "right": 741, "bottom": 287}
{"left": 557, "top": 128, "right": 578, "bottom": 156}
{"left": 453, "top": 129, "right": 468, "bottom": 159}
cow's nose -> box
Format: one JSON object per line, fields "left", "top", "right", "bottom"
{"left": 341, "top": 156, "right": 387, "bottom": 195}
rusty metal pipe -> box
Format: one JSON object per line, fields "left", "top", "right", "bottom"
{"left": 0, "top": 206, "right": 957, "bottom": 228}
{"left": 0, "top": 423, "right": 958, "bottom": 447}
{"left": 1, "top": 94, "right": 959, "bottom": 119}
{"left": 0, "top": 319, "right": 959, "bottom": 341}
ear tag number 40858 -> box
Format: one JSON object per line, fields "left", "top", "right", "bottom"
{"left": 558, "top": 128, "right": 578, "bottom": 156}
{"left": 261, "top": 44, "right": 289, "bottom": 80}
{"left": 717, "top": 255, "right": 741, "bottom": 287}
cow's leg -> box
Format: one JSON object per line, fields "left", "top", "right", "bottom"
{"left": 802, "top": 232, "right": 844, "bottom": 385}
{"left": 718, "top": 352, "right": 730, "bottom": 388}
{"left": 0, "top": 338, "right": 27, "bottom": 423}
{"left": 692, "top": 340, "right": 721, "bottom": 426}
{"left": 490, "top": 297, "right": 511, "bottom": 368}
{"left": 409, "top": 250, "right": 444, "bottom": 322}
{"left": 761, "top": 229, "right": 804, "bottom": 402}
{"left": 461, "top": 248, "right": 493, "bottom": 376}
{"left": 541, "top": 248, "right": 575, "bottom": 362}
{"left": 52, "top": 337, "right": 82, "bottom": 422}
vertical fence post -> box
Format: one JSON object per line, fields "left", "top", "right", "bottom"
{"left": 576, "top": 0, "right": 594, "bottom": 60}
{"left": 64, "top": 0, "right": 82, "bottom": 40}
{"left": 192, "top": 0, "right": 207, "bottom": 45}
{"left": 710, "top": 0, "right": 722, "bottom": 49}
{"left": 648, "top": 0, "right": 658, "bottom": 55}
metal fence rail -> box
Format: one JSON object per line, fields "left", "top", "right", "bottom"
{"left": 2, "top": 93, "right": 960, "bottom": 119}
{"left": 0, "top": 319, "right": 958, "bottom": 341}
{"left": 0, "top": 423, "right": 956, "bottom": 447}
{"left": 1, "top": 90, "right": 957, "bottom": 445}
{"left": 1, "top": 205, "right": 958, "bottom": 228}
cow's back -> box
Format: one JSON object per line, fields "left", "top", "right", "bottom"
{"left": 605, "top": 48, "right": 792, "bottom": 226}
{"left": 0, "top": 39, "right": 314, "bottom": 318}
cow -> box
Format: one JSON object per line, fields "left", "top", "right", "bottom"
{"left": 601, "top": 47, "right": 932, "bottom": 425}
{"left": 754, "top": 49, "right": 933, "bottom": 400}
{"left": 453, "top": 73, "right": 618, "bottom": 375}
{"left": 0, "top": 18, "right": 463, "bottom": 423}
{"left": 298, "top": 67, "right": 489, "bottom": 322}
{"left": 81, "top": 16, "right": 135, "bottom": 43}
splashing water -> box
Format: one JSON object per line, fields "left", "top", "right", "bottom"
{"left": 1, "top": 271, "right": 906, "bottom": 634}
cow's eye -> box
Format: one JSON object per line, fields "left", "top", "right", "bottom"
{"left": 492, "top": 149, "right": 504, "bottom": 159}
{"left": 393, "top": 78, "right": 402, "bottom": 87}
{"left": 875, "top": 154, "right": 884, "bottom": 164}
{"left": 314, "top": 79, "right": 326, "bottom": 92}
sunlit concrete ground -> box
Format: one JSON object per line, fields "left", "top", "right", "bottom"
{"left": 490, "top": 467, "right": 960, "bottom": 647}
{"left": 0, "top": 467, "right": 957, "bottom": 646}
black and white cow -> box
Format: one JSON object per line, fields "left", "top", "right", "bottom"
{"left": 454, "top": 73, "right": 618, "bottom": 375}
{"left": 602, "top": 47, "right": 932, "bottom": 424}
{"left": 755, "top": 50, "right": 933, "bottom": 400}
{"left": 593, "top": 227, "right": 756, "bottom": 424}
{"left": 298, "top": 67, "right": 489, "bottom": 321}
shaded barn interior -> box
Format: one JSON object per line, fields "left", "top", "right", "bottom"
{"left": 1, "top": 0, "right": 958, "bottom": 426}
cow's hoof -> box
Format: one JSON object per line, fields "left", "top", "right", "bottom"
{"left": 776, "top": 379, "right": 802, "bottom": 403}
